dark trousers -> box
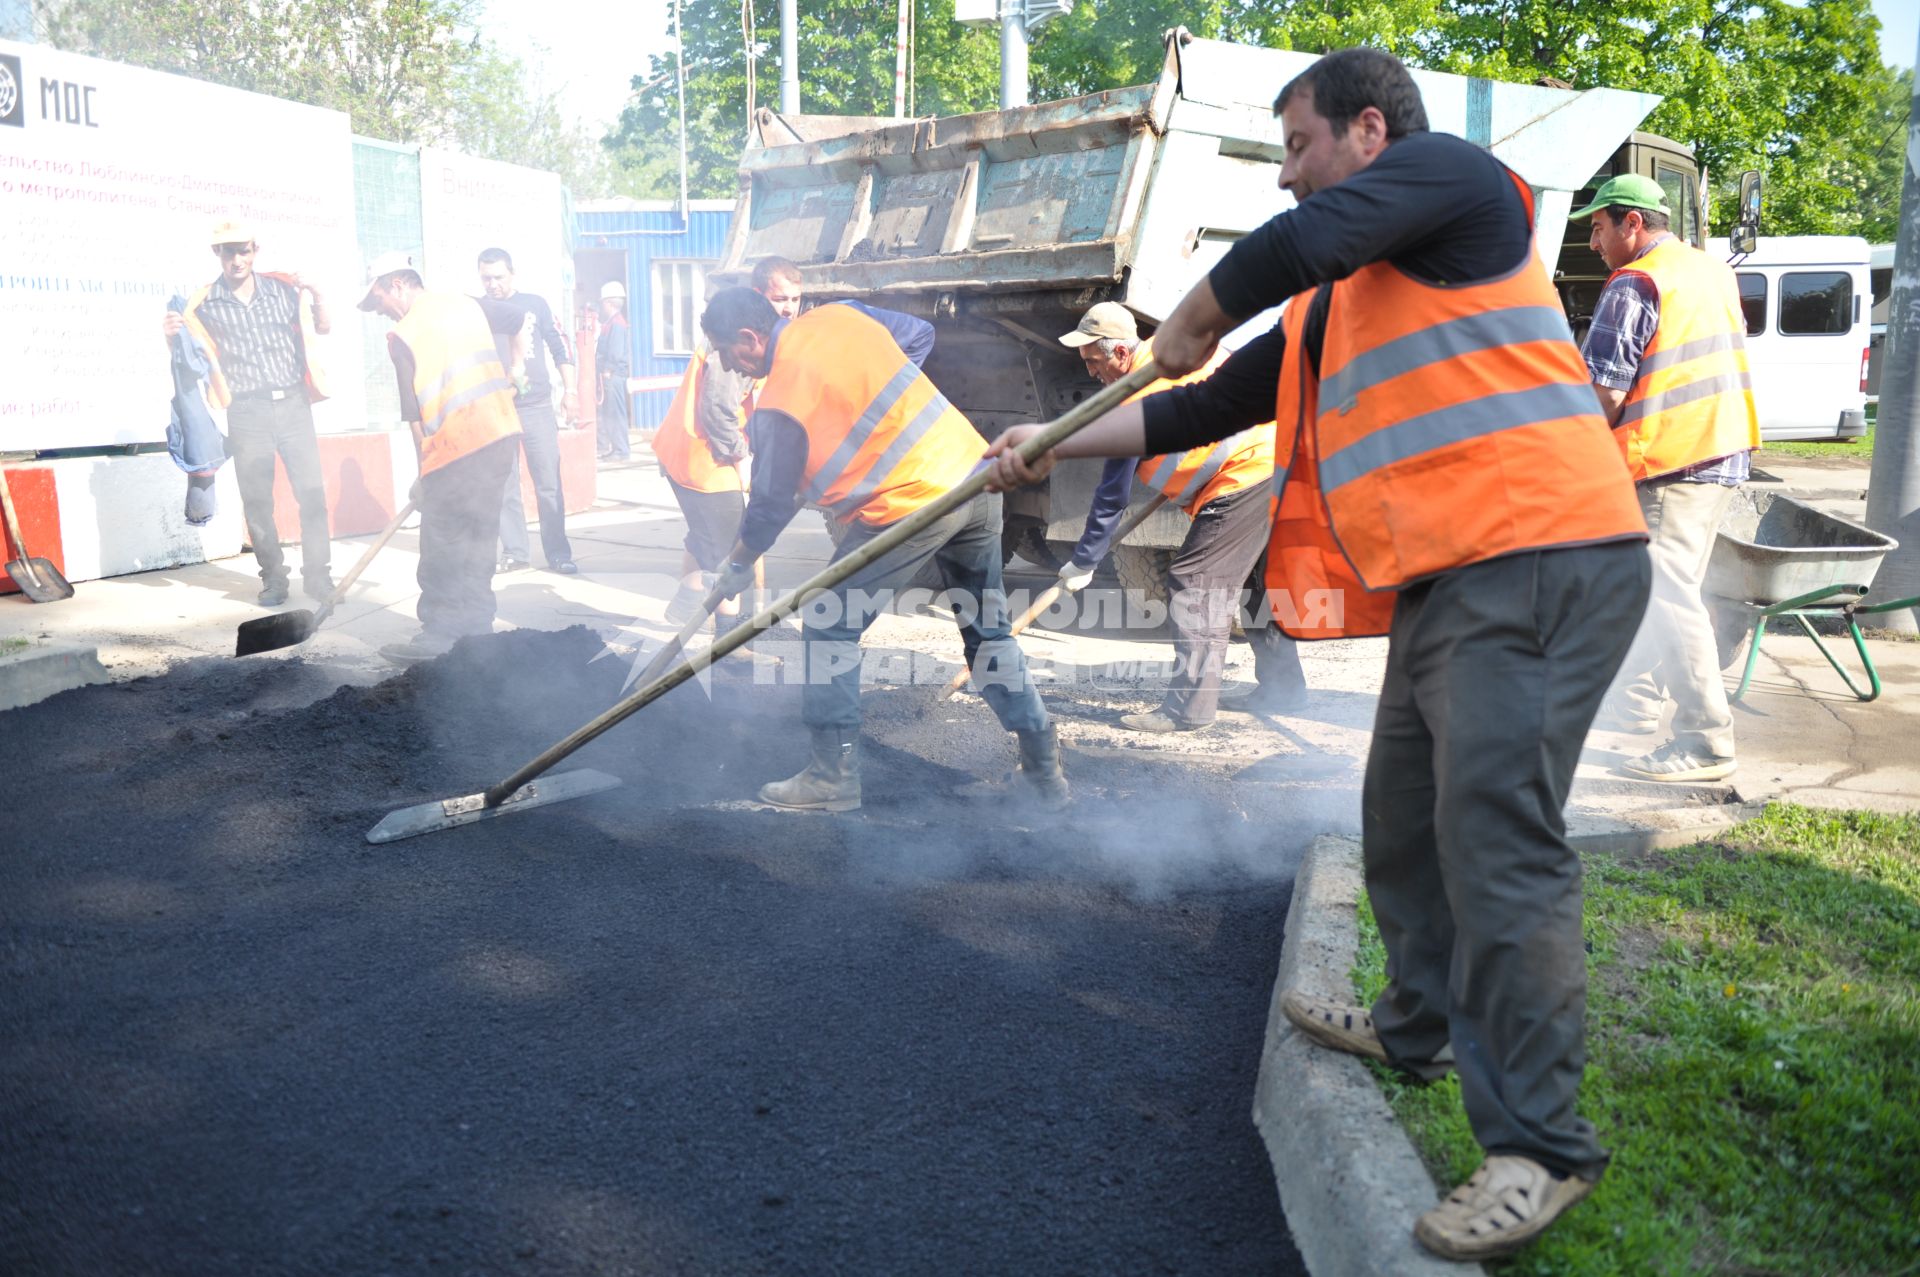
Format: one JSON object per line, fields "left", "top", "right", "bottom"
{"left": 498, "top": 400, "right": 573, "bottom": 567}
{"left": 1164, "top": 480, "right": 1278, "bottom": 725}
{"left": 597, "top": 374, "right": 631, "bottom": 459}
{"left": 803, "top": 493, "right": 1047, "bottom": 735}
{"left": 667, "top": 479, "right": 746, "bottom": 573}
{"left": 1363, "top": 540, "right": 1650, "bottom": 1181}
{"left": 419, "top": 437, "right": 519, "bottom": 641}
{"left": 226, "top": 392, "right": 331, "bottom": 588}
{"left": 1246, "top": 549, "right": 1307, "bottom": 697}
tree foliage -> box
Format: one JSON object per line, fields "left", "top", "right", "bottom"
{"left": 607, "top": 0, "right": 1905, "bottom": 239}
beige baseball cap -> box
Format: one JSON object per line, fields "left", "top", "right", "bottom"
{"left": 209, "top": 218, "right": 254, "bottom": 247}
{"left": 1059, "top": 302, "right": 1138, "bottom": 348}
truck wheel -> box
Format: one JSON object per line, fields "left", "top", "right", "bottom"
{"left": 1001, "top": 516, "right": 1060, "bottom": 571}
{"left": 1112, "top": 544, "right": 1174, "bottom": 606}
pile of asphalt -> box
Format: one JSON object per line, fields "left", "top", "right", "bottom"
{"left": 2, "top": 628, "right": 1312, "bottom": 1275}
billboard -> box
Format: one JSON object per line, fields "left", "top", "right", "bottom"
{"left": 0, "top": 39, "right": 365, "bottom": 450}
{"left": 417, "top": 146, "right": 565, "bottom": 315}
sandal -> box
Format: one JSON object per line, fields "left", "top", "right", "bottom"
{"left": 1414, "top": 1155, "right": 1595, "bottom": 1260}
{"left": 1280, "top": 990, "right": 1388, "bottom": 1062}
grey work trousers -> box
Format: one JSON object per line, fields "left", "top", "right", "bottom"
{"left": 418, "top": 437, "right": 519, "bottom": 641}
{"left": 498, "top": 399, "right": 574, "bottom": 567}
{"left": 802, "top": 492, "right": 1048, "bottom": 736}
{"left": 1162, "top": 479, "right": 1303, "bottom": 725}
{"left": 226, "top": 391, "right": 332, "bottom": 590}
{"left": 1608, "top": 479, "right": 1738, "bottom": 756}
{"left": 1364, "top": 540, "right": 1650, "bottom": 1181}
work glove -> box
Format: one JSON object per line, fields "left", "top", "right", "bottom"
{"left": 1057, "top": 561, "right": 1097, "bottom": 593}
{"left": 713, "top": 559, "right": 756, "bottom": 602}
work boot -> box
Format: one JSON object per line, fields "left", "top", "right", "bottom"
{"left": 257, "top": 581, "right": 289, "bottom": 608}
{"left": 758, "top": 728, "right": 862, "bottom": 812}
{"left": 1015, "top": 725, "right": 1070, "bottom": 808}
{"left": 303, "top": 574, "right": 336, "bottom": 603}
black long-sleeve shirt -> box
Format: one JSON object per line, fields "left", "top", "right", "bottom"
{"left": 736, "top": 303, "right": 937, "bottom": 559}
{"left": 1139, "top": 129, "right": 1535, "bottom": 457}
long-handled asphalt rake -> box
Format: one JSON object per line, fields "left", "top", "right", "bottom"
{"left": 364, "top": 358, "right": 1164, "bottom": 844}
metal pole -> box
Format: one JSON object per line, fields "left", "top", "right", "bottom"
{"left": 1865, "top": 35, "right": 1920, "bottom": 633}
{"left": 999, "top": 0, "right": 1027, "bottom": 109}
{"left": 674, "top": 0, "right": 690, "bottom": 219}
{"left": 894, "top": 0, "right": 910, "bottom": 118}
{"left": 779, "top": 0, "right": 800, "bottom": 113}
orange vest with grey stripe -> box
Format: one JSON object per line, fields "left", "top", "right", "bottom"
{"left": 184, "top": 271, "right": 331, "bottom": 408}
{"left": 1128, "top": 337, "right": 1276, "bottom": 514}
{"left": 392, "top": 291, "right": 522, "bottom": 476}
{"left": 655, "top": 352, "right": 748, "bottom": 494}
{"left": 1265, "top": 167, "right": 1645, "bottom": 639}
{"left": 752, "top": 304, "right": 982, "bottom": 526}
{"left": 1607, "top": 238, "right": 1759, "bottom": 479}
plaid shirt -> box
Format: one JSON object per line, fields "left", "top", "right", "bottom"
{"left": 194, "top": 274, "right": 304, "bottom": 394}
{"left": 1583, "top": 237, "right": 1749, "bottom": 486}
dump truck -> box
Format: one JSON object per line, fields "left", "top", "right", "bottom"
{"left": 715, "top": 31, "right": 1681, "bottom": 591}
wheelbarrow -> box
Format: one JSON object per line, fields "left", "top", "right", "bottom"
{"left": 1705, "top": 491, "right": 1917, "bottom": 703}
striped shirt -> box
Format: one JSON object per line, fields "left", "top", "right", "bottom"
{"left": 194, "top": 274, "right": 304, "bottom": 394}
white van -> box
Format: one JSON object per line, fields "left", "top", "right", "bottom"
{"left": 1732, "top": 236, "right": 1871, "bottom": 441}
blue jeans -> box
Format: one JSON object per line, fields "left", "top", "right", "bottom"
{"left": 802, "top": 492, "right": 1048, "bottom": 734}
{"left": 498, "top": 399, "right": 573, "bottom": 567}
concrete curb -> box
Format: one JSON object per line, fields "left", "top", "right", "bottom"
{"left": 0, "top": 644, "right": 110, "bottom": 711}
{"left": 1252, "top": 835, "right": 1481, "bottom": 1277}
{"left": 1565, "top": 797, "right": 1768, "bottom": 856}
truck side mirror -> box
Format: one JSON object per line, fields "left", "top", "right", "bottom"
{"left": 1731, "top": 169, "right": 1761, "bottom": 256}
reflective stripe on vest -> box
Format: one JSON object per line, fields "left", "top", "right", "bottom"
{"left": 1607, "top": 238, "right": 1759, "bottom": 478}
{"left": 1124, "top": 337, "right": 1276, "bottom": 513}
{"left": 753, "top": 304, "right": 981, "bottom": 526}
{"left": 394, "top": 291, "right": 521, "bottom": 476}
{"left": 1293, "top": 163, "right": 1644, "bottom": 596}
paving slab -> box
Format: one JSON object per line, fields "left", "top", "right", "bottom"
{"left": 0, "top": 643, "right": 110, "bottom": 711}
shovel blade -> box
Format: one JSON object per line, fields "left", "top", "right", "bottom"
{"left": 365, "top": 768, "right": 624, "bottom": 844}
{"left": 235, "top": 608, "right": 317, "bottom": 656}
{"left": 5, "top": 556, "right": 74, "bottom": 604}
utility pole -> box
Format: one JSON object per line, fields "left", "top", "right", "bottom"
{"left": 779, "top": 0, "right": 799, "bottom": 114}
{"left": 674, "top": 0, "right": 689, "bottom": 218}
{"left": 955, "top": 0, "right": 1070, "bottom": 110}
{"left": 894, "top": 0, "right": 910, "bottom": 118}
{"left": 1865, "top": 35, "right": 1920, "bottom": 632}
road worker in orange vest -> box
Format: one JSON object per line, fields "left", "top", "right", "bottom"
{"left": 1575, "top": 174, "right": 1759, "bottom": 784}
{"left": 1055, "top": 302, "right": 1308, "bottom": 731}
{"left": 986, "top": 49, "right": 1652, "bottom": 1262}
{"left": 700, "top": 286, "right": 1065, "bottom": 812}
{"left": 358, "top": 251, "right": 527, "bottom": 665}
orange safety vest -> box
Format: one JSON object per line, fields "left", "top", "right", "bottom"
{"left": 1128, "top": 337, "right": 1276, "bottom": 514}
{"left": 1265, "top": 169, "right": 1645, "bottom": 639}
{"left": 392, "top": 291, "right": 522, "bottom": 476}
{"left": 1607, "top": 238, "right": 1760, "bottom": 479}
{"left": 184, "top": 271, "right": 331, "bottom": 408}
{"left": 753, "top": 304, "right": 982, "bottom": 526}
{"left": 654, "top": 351, "right": 749, "bottom": 494}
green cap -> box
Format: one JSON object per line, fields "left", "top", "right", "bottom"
{"left": 1569, "top": 174, "right": 1671, "bottom": 221}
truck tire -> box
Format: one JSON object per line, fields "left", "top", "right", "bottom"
{"left": 1001, "top": 515, "right": 1060, "bottom": 571}
{"left": 1112, "top": 544, "right": 1174, "bottom": 606}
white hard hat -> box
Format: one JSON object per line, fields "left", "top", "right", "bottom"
{"left": 600, "top": 280, "right": 627, "bottom": 301}
{"left": 358, "top": 250, "right": 420, "bottom": 311}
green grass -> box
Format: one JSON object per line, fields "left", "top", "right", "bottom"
{"left": 0, "top": 636, "right": 29, "bottom": 656}
{"left": 1761, "top": 421, "right": 1875, "bottom": 461}
{"left": 1354, "top": 804, "right": 1920, "bottom": 1276}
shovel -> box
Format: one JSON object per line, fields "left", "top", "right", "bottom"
{"left": 0, "top": 468, "right": 74, "bottom": 604}
{"left": 235, "top": 501, "right": 416, "bottom": 656}
{"left": 943, "top": 493, "right": 1169, "bottom": 700}
{"left": 364, "top": 357, "right": 1166, "bottom": 844}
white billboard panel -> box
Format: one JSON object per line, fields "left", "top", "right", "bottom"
{"left": 417, "top": 147, "right": 565, "bottom": 316}
{"left": 0, "top": 38, "right": 365, "bottom": 450}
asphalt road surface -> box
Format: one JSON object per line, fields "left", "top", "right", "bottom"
{"left": 2, "top": 628, "right": 1319, "bottom": 1275}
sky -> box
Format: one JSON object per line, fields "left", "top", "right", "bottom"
{"left": 488, "top": 0, "right": 1916, "bottom": 134}
{"left": 480, "top": 0, "right": 675, "bottom": 131}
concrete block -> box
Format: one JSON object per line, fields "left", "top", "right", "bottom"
{"left": 0, "top": 644, "right": 111, "bottom": 711}
{"left": 1253, "top": 835, "right": 1482, "bottom": 1277}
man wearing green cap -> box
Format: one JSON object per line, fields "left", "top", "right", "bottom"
{"left": 1573, "top": 173, "right": 1758, "bottom": 783}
